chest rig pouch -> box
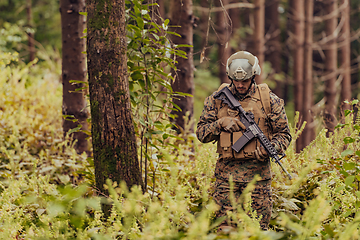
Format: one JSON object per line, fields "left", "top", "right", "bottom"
{"left": 215, "top": 83, "right": 272, "bottom": 160}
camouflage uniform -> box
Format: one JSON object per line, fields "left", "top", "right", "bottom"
{"left": 196, "top": 83, "right": 291, "bottom": 230}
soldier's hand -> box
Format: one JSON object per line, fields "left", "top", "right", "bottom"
{"left": 254, "top": 146, "right": 268, "bottom": 161}
{"left": 218, "top": 117, "right": 246, "bottom": 133}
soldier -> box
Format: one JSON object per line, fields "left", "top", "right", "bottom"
{"left": 196, "top": 51, "right": 292, "bottom": 231}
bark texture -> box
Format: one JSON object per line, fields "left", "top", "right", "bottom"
{"left": 169, "top": 0, "right": 195, "bottom": 133}
{"left": 215, "top": 0, "right": 231, "bottom": 84}
{"left": 340, "top": 0, "right": 351, "bottom": 111}
{"left": 265, "top": 0, "right": 282, "bottom": 97}
{"left": 86, "top": 0, "right": 143, "bottom": 199}
{"left": 324, "top": 0, "right": 338, "bottom": 134}
{"left": 26, "top": 0, "right": 35, "bottom": 62}
{"left": 303, "top": 0, "right": 315, "bottom": 149}
{"left": 60, "top": 0, "right": 89, "bottom": 154}
{"left": 253, "top": 0, "right": 265, "bottom": 83}
{"left": 289, "top": 0, "right": 305, "bottom": 152}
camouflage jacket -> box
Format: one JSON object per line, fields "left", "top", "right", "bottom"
{"left": 196, "top": 83, "right": 292, "bottom": 182}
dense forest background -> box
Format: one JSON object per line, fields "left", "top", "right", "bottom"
{"left": 2, "top": 0, "right": 360, "bottom": 148}
{"left": 1, "top": 0, "right": 360, "bottom": 239}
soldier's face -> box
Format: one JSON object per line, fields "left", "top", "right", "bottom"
{"left": 233, "top": 78, "right": 252, "bottom": 94}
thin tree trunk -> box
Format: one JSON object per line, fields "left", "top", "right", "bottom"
{"left": 86, "top": 0, "right": 144, "bottom": 213}
{"left": 253, "top": 0, "right": 265, "bottom": 83}
{"left": 26, "top": 0, "right": 35, "bottom": 62}
{"left": 324, "top": 0, "right": 338, "bottom": 135}
{"left": 265, "top": 0, "right": 282, "bottom": 98}
{"left": 229, "top": 0, "right": 241, "bottom": 52}
{"left": 215, "top": 0, "right": 231, "bottom": 84}
{"left": 340, "top": 0, "right": 351, "bottom": 111}
{"left": 303, "top": 0, "right": 315, "bottom": 148}
{"left": 60, "top": 0, "right": 89, "bottom": 154}
{"left": 289, "top": 0, "right": 305, "bottom": 152}
{"left": 199, "top": 0, "right": 211, "bottom": 62}
{"left": 169, "top": 0, "right": 195, "bottom": 134}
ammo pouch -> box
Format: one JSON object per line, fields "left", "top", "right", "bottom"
{"left": 217, "top": 131, "right": 257, "bottom": 160}
{"left": 215, "top": 83, "right": 272, "bottom": 160}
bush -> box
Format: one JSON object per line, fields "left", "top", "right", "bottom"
{"left": 1, "top": 51, "right": 360, "bottom": 239}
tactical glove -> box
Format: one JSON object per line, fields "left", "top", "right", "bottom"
{"left": 254, "top": 146, "right": 268, "bottom": 161}
{"left": 218, "top": 117, "right": 246, "bottom": 133}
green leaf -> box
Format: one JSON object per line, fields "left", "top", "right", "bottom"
{"left": 165, "top": 31, "right": 181, "bottom": 37}
{"left": 68, "top": 125, "right": 82, "bottom": 134}
{"left": 342, "top": 210, "right": 352, "bottom": 217}
{"left": 340, "top": 170, "right": 349, "bottom": 177}
{"left": 356, "top": 191, "right": 360, "bottom": 198}
{"left": 352, "top": 99, "right": 359, "bottom": 105}
{"left": 175, "top": 44, "right": 193, "bottom": 48}
{"left": 136, "top": 17, "right": 144, "bottom": 29}
{"left": 130, "top": 70, "right": 144, "bottom": 80}
{"left": 344, "top": 109, "right": 353, "bottom": 116}
{"left": 354, "top": 125, "right": 360, "bottom": 131}
{"left": 47, "top": 202, "right": 66, "bottom": 218}
{"left": 343, "top": 137, "right": 355, "bottom": 144}
{"left": 345, "top": 175, "right": 355, "bottom": 186}
{"left": 69, "top": 80, "right": 87, "bottom": 84}
{"left": 335, "top": 123, "right": 346, "bottom": 129}
{"left": 79, "top": 12, "right": 87, "bottom": 16}
{"left": 324, "top": 225, "right": 335, "bottom": 238}
{"left": 343, "top": 162, "right": 356, "bottom": 170}
{"left": 341, "top": 149, "right": 354, "bottom": 157}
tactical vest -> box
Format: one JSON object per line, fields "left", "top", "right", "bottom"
{"left": 215, "top": 83, "right": 272, "bottom": 160}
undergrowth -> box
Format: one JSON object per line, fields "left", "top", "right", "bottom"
{"left": 1, "top": 52, "right": 360, "bottom": 239}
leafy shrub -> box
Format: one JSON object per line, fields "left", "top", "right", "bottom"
{"left": 0, "top": 51, "right": 88, "bottom": 185}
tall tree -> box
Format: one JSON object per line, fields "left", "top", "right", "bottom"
{"left": 229, "top": 0, "right": 242, "bottom": 52}
{"left": 302, "top": 0, "right": 315, "bottom": 148}
{"left": 265, "top": 0, "right": 282, "bottom": 97}
{"left": 60, "top": 0, "right": 89, "bottom": 154}
{"left": 86, "top": 0, "right": 143, "bottom": 203}
{"left": 253, "top": 0, "right": 265, "bottom": 83}
{"left": 339, "top": 0, "right": 351, "bottom": 111}
{"left": 169, "top": 0, "right": 195, "bottom": 134}
{"left": 215, "top": 0, "right": 231, "bottom": 84}
{"left": 289, "top": 0, "right": 305, "bottom": 152}
{"left": 26, "top": 0, "right": 35, "bottom": 62}
{"left": 323, "top": 0, "right": 338, "bottom": 134}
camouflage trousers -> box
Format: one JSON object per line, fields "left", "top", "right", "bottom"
{"left": 212, "top": 178, "right": 272, "bottom": 230}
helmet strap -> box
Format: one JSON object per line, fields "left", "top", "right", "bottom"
{"left": 250, "top": 75, "right": 256, "bottom": 86}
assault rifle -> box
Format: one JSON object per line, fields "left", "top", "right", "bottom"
{"left": 214, "top": 86, "right": 292, "bottom": 180}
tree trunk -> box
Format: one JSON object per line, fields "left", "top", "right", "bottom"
{"left": 253, "top": 0, "right": 265, "bottom": 83}
{"left": 60, "top": 0, "right": 89, "bottom": 154}
{"left": 303, "top": 0, "right": 315, "bottom": 148}
{"left": 26, "top": 0, "right": 35, "bottom": 62}
{"left": 86, "top": 0, "right": 144, "bottom": 208}
{"left": 265, "top": 0, "right": 282, "bottom": 98}
{"left": 289, "top": 0, "right": 305, "bottom": 152}
{"left": 324, "top": 0, "right": 338, "bottom": 135}
{"left": 340, "top": 0, "right": 351, "bottom": 111}
{"left": 169, "top": 0, "right": 195, "bottom": 134}
{"left": 229, "top": 0, "right": 241, "bottom": 52}
{"left": 199, "top": 0, "right": 211, "bottom": 62}
{"left": 215, "top": 0, "right": 231, "bottom": 84}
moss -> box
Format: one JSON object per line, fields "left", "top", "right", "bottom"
{"left": 90, "top": 100, "right": 100, "bottom": 122}
{"left": 107, "top": 74, "right": 114, "bottom": 89}
{"left": 88, "top": 0, "right": 112, "bottom": 37}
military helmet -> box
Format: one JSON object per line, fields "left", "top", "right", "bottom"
{"left": 226, "top": 51, "right": 261, "bottom": 81}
